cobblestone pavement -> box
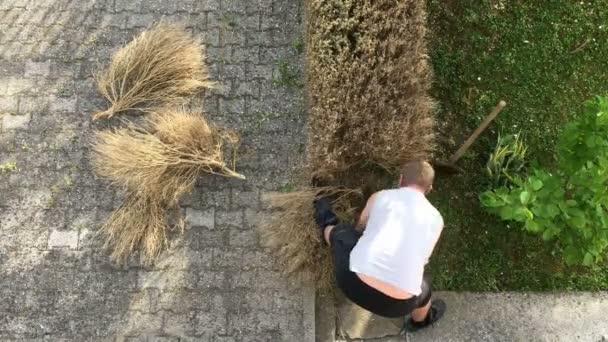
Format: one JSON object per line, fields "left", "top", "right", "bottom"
{"left": 0, "top": 0, "right": 310, "bottom": 340}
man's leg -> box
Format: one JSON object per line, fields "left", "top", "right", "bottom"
{"left": 323, "top": 225, "right": 335, "bottom": 245}
{"left": 411, "top": 301, "right": 432, "bottom": 322}
{"left": 313, "top": 197, "right": 360, "bottom": 272}
{"left": 404, "top": 277, "right": 446, "bottom": 332}
{"left": 316, "top": 199, "right": 405, "bottom": 318}
{"left": 411, "top": 277, "right": 432, "bottom": 321}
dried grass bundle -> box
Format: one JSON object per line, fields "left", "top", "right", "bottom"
{"left": 94, "top": 23, "right": 213, "bottom": 120}
{"left": 101, "top": 192, "right": 176, "bottom": 265}
{"left": 306, "top": 0, "right": 436, "bottom": 180}
{"left": 93, "top": 109, "right": 243, "bottom": 202}
{"left": 259, "top": 187, "right": 361, "bottom": 289}
{"left": 93, "top": 109, "right": 243, "bottom": 263}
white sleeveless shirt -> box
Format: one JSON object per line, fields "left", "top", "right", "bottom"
{"left": 349, "top": 188, "right": 443, "bottom": 295}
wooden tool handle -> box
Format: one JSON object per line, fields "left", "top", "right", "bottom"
{"left": 448, "top": 100, "right": 507, "bottom": 164}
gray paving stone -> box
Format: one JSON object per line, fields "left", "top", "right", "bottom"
{"left": 121, "top": 311, "right": 164, "bottom": 335}
{"left": 149, "top": 337, "right": 180, "bottom": 342}
{"left": 184, "top": 249, "right": 214, "bottom": 269}
{"left": 5, "top": 77, "right": 33, "bottom": 95}
{"left": 185, "top": 208, "right": 215, "bottom": 228}
{"left": 159, "top": 290, "right": 224, "bottom": 313}
{"left": 48, "top": 96, "right": 77, "bottom": 113}
{"left": 199, "top": 189, "right": 231, "bottom": 209}
{"left": 2, "top": 113, "right": 31, "bottom": 130}
{"left": 187, "top": 226, "right": 226, "bottom": 248}
{"left": 199, "top": 28, "right": 220, "bottom": 47}
{"left": 222, "top": 28, "right": 247, "bottom": 46}
{"left": 230, "top": 189, "right": 259, "bottom": 209}
{"left": 140, "top": 0, "right": 195, "bottom": 14}
{"left": 227, "top": 228, "right": 258, "bottom": 247}
{"left": 0, "top": 96, "right": 19, "bottom": 113}
{"left": 197, "top": 270, "right": 226, "bottom": 288}
{"left": 24, "top": 60, "right": 51, "bottom": 77}
{"left": 99, "top": 13, "right": 129, "bottom": 29}
{"left": 114, "top": 0, "right": 142, "bottom": 12}
{"left": 215, "top": 209, "right": 244, "bottom": 227}
{"left": 137, "top": 269, "right": 198, "bottom": 291}
{"left": 220, "top": 63, "right": 247, "bottom": 79}
{"left": 48, "top": 229, "right": 79, "bottom": 249}
{"left": 126, "top": 14, "right": 155, "bottom": 28}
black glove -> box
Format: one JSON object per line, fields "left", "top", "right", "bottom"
{"left": 313, "top": 197, "right": 339, "bottom": 229}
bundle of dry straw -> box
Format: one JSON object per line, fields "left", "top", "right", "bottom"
{"left": 93, "top": 23, "right": 213, "bottom": 120}
{"left": 93, "top": 109, "right": 243, "bottom": 264}
{"left": 259, "top": 188, "right": 361, "bottom": 288}
{"left": 99, "top": 192, "right": 172, "bottom": 265}
{"left": 94, "top": 110, "right": 243, "bottom": 202}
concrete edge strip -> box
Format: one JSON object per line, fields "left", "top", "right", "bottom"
{"left": 302, "top": 286, "right": 316, "bottom": 342}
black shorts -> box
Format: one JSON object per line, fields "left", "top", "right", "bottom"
{"left": 330, "top": 223, "right": 432, "bottom": 318}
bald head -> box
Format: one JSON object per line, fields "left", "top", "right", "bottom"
{"left": 399, "top": 160, "right": 435, "bottom": 193}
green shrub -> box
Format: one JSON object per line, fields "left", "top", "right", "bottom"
{"left": 480, "top": 96, "right": 608, "bottom": 266}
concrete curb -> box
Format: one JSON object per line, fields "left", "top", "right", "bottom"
{"left": 319, "top": 291, "right": 608, "bottom": 341}
{"left": 303, "top": 286, "right": 316, "bottom": 342}
{"left": 316, "top": 289, "right": 337, "bottom": 342}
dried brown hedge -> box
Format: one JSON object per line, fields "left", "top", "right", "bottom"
{"left": 259, "top": 188, "right": 361, "bottom": 289}
{"left": 93, "top": 109, "right": 243, "bottom": 264}
{"left": 306, "top": 0, "right": 436, "bottom": 181}
{"left": 93, "top": 23, "right": 213, "bottom": 120}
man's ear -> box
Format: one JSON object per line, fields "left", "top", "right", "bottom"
{"left": 426, "top": 184, "right": 433, "bottom": 194}
{"left": 398, "top": 175, "right": 403, "bottom": 187}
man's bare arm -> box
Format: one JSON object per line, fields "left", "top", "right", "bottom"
{"left": 356, "top": 192, "right": 379, "bottom": 231}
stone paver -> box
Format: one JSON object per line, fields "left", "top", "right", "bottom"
{"left": 1, "top": 113, "right": 31, "bottom": 131}
{"left": 0, "top": 0, "right": 310, "bottom": 340}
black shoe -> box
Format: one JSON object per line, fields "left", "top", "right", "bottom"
{"left": 313, "top": 197, "right": 339, "bottom": 235}
{"left": 402, "top": 299, "right": 447, "bottom": 333}
{"left": 311, "top": 175, "right": 329, "bottom": 187}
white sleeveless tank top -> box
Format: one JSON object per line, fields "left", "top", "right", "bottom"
{"left": 349, "top": 188, "right": 443, "bottom": 295}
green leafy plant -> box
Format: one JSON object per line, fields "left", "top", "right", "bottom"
{"left": 481, "top": 96, "right": 608, "bottom": 266}
{"left": 486, "top": 133, "right": 527, "bottom": 186}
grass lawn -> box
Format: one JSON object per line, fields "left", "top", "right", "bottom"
{"left": 426, "top": 0, "right": 608, "bottom": 291}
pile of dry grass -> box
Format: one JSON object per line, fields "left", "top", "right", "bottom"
{"left": 259, "top": 188, "right": 361, "bottom": 288}
{"left": 306, "top": 0, "right": 436, "bottom": 181}
{"left": 90, "top": 23, "right": 242, "bottom": 264}
{"left": 93, "top": 23, "right": 213, "bottom": 120}
{"left": 93, "top": 109, "right": 243, "bottom": 202}
{"left": 100, "top": 192, "right": 173, "bottom": 265}
{"left": 93, "top": 109, "right": 243, "bottom": 264}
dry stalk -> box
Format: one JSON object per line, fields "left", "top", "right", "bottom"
{"left": 101, "top": 191, "right": 174, "bottom": 265}
{"left": 259, "top": 187, "right": 361, "bottom": 289}
{"left": 93, "top": 109, "right": 244, "bottom": 202}
{"left": 94, "top": 23, "right": 214, "bottom": 120}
